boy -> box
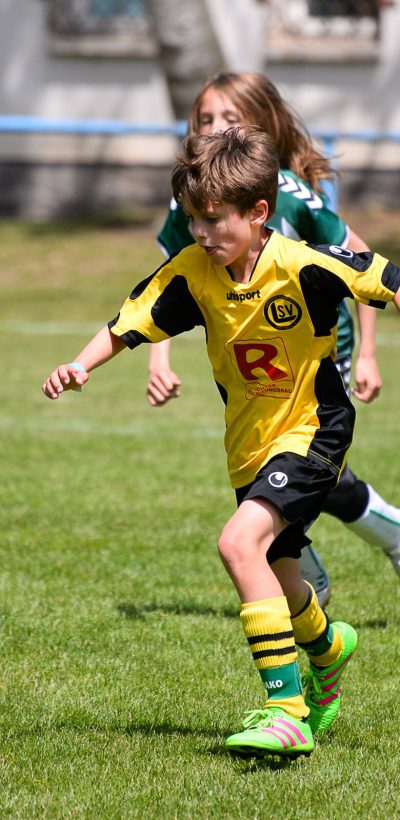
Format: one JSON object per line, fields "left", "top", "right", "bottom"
{"left": 43, "top": 127, "right": 400, "bottom": 758}
{"left": 148, "top": 71, "right": 400, "bottom": 607}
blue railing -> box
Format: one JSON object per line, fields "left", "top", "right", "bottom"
{"left": 2, "top": 115, "right": 399, "bottom": 143}
{"left": 1, "top": 115, "right": 400, "bottom": 210}
{"left": 0, "top": 115, "right": 187, "bottom": 138}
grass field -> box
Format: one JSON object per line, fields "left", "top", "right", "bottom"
{"left": 1, "top": 214, "right": 400, "bottom": 818}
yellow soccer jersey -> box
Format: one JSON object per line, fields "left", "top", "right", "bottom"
{"left": 109, "top": 232, "right": 400, "bottom": 489}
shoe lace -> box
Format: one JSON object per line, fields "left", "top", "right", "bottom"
{"left": 302, "top": 668, "right": 323, "bottom": 701}
{"left": 241, "top": 709, "right": 279, "bottom": 730}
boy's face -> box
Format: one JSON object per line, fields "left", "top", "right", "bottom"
{"left": 183, "top": 197, "right": 259, "bottom": 270}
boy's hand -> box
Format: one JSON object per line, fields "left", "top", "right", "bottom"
{"left": 351, "top": 355, "right": 382, "bottom": 403}
{"left": 42, "top": 363, "right": 89, "bottom": 399}
{"left": 147, "top": 368, "right": 181, "bottom": 407}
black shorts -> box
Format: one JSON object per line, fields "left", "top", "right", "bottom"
{"left": 235, "top": 452, "right": 339, "bottom": 562}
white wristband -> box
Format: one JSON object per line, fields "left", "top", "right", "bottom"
{"left": 67, "top": 361, "right": 87, "bottom": 373}
{"left": 67, "top": 361, "right": 87, "bottom": 392}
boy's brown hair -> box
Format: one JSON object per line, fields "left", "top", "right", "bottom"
{"left": 171, "top": 126, "right": 279, "bottom": 217}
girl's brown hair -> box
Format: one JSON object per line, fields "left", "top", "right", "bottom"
{"left": 189, "top": 72, "right": 335, "bottom": 191}
{"left": 172, "top": 126, "right": 279, "bottom": 217}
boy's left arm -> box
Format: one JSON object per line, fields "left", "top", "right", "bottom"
{"left": 354, "top": 277, "right": 400, "bottom": 401}
{"left": 348, "top": 229, "right": 382, "bottom": 403}
{"left": 353, "top": 302, "right": 382, "bottom": 403}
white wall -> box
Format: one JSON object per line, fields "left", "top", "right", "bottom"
{"left": 2, "top": 0, "right": 400, "bottom": 154}
{"left": 261, "top": 3, "right": 400, "bottom": 173}
{"left": 204, "top": 0, "right": 266, "bottom": 73}
{"left": 0, "top": 0, "right": 177, "bottom": 164}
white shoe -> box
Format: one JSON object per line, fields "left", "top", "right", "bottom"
{"left": 346, "top": 485, "right": 400, "bottom": 577}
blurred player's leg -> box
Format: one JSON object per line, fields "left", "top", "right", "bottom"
{"left": 332, "top": 354, "right": 400, "bottom": 577}
{"left": 346, "top": 485, "right": 400, "bottom": 576}
{"left": 323, "top": 468, "right": 400, "bottom": 577}
{"left": 300, "top": 545, "right": 330, "bottom": 607}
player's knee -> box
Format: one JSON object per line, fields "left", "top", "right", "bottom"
{"left": 218, "top": 524, "right": 257, "bottom": 571}
{"left": 218, "top": 525, "right": 242, "bottom": 565}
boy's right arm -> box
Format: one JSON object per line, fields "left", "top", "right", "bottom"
{"left": 42, "top": 325, "right": 126, "bottom": 399}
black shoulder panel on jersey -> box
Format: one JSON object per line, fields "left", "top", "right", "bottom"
{"left": 299, "top": 265, "right": 353, "bottom": 337}
{"left": 151, "top": 275, "right": 206, "bottom": 336}
{"left": 311, "top": 245, "right": 374, "bottom": 271}
{"left": 129, "top": 270, "right": 158, "bottom": 300}
{"left": 129, "top": 255, "right": 186, "bottom": 301}
{"left": 381, "top": 259, "right": 400, "bottom": 293}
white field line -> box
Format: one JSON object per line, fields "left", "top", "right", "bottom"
{"left": 0, "top": 414, "right": 221, "bottom": 438}
{"left": 0, "top": 320, "right": 396, "bottom": 345}
{"left": 1, "top": 319, "right": 204, "bottom": 340}
{"left": 1, "top": 319, "right": 102, "bottom": 335}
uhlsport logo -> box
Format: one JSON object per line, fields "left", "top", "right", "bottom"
{"left": 226, "top": 289, "right": 261, "bottom": 302}
{"left": 268, "top": 471, "right": 288, "bottom": 488}
{"left": 329, "top": 246, "right": 353, "bottom": 258}
{"left": 264, "top": 295, "right": 302, "bottom": 330}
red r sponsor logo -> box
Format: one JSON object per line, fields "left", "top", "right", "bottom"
{"left": 234, "top": 343, "right": 287, "bottom": 381}
{"left": 230, "top": 338, "right": 294, "bottom": 399}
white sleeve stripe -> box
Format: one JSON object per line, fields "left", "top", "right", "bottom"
{"left": 157, "top": 240, "right": 170, "bottom": 259}
{"left": 340, "top": 225, "right": 351, "bottom": 249}
{"left": 278, "top": 171, "right": 323, "bottom": 211}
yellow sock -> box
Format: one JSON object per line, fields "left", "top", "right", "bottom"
{"left": 291, "top": 582, "right": 344, "bottom": 666}
{"left": 310, "top": 628, "right": 344, "bottom": 668}
{"left": 241, "top": 596, "right": 308, "bottom": 720}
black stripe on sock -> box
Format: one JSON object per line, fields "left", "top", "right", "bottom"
{"left": 247, "top": 630, "right": 293, "bottom": 645}
{"left": 252, "top": 645, "right": 295, "bottom": 660}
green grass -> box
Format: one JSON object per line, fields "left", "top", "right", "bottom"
{"left": 1, "top": 217, "right": 400, "bottom": 818}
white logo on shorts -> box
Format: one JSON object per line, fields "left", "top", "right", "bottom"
{"left": 329, "top": 245, "right": 353, "bottom": 258}
{"left": 268, "top": 472, "right": 288, "bottom": 488}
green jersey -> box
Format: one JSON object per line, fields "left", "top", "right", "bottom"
{"left": 157, "top": 168, "right": 354, "bottom": 358}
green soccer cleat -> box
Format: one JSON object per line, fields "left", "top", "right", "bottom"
{"left": 304, "top": 621, "right": 358, "bottom": 735}
{"left": 225, "top": 708, "right": 314, "bottom": 758}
